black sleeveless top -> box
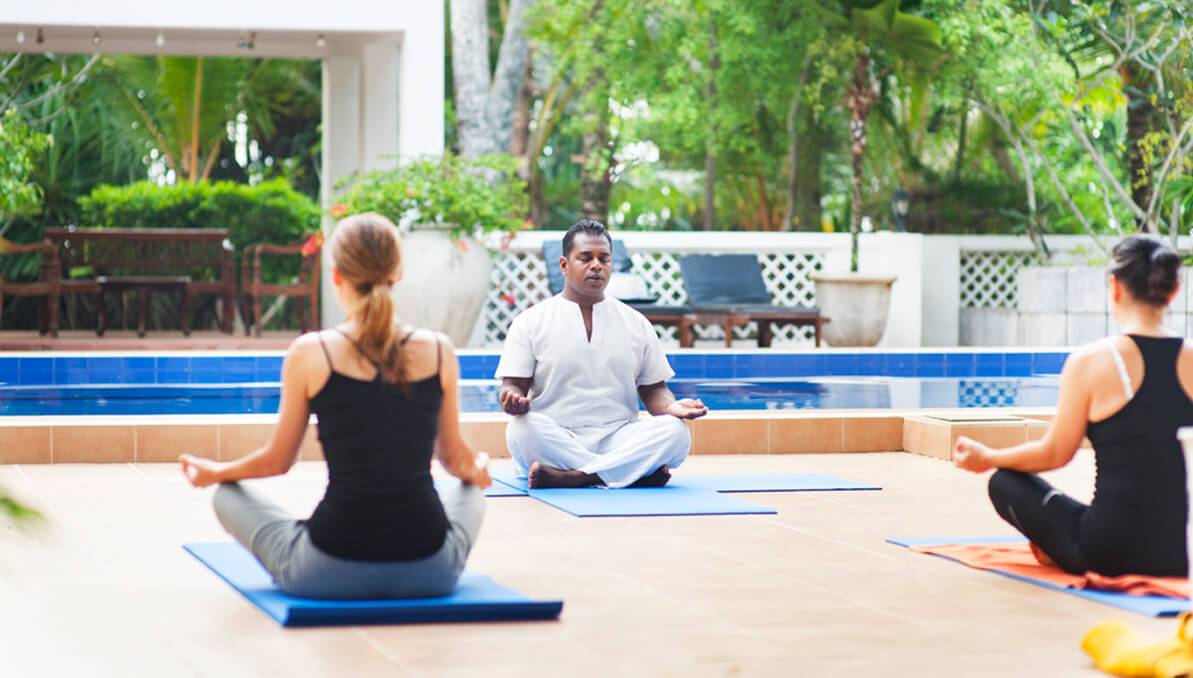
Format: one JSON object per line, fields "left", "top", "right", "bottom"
{"left": 305, "top": 329, "right": 449, "bottom": 561}
{"left": 1083, "top": 335, "right": 1192, "bottom": 576}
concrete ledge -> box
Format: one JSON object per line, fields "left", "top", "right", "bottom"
{"left": 902, "top": 414, "right": 1032, "bottom": 461}
{"left": 0, "top": 407, "right": 1075, "bottom": 464}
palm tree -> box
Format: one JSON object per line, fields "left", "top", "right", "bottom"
{"left": 816, "top": 0, "right": 943, "bottom": 271}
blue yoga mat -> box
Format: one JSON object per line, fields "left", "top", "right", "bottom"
{"left": 490, "top": 469, "right": 775, "bottom": 516}
{"left": 490, "top": 470, "right": 877, "bottom": 494}
{"left": 537, "top": 485, "right": 774, "bottom": 517}
{"left": 184, "top": 542, "right": 563, "bottom": 627}
{"left": 888, "top": 536, "right": 1188, "bottom": 617}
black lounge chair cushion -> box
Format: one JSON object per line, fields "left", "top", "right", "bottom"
{"left": 677, "top": 254, "right": 777, "bottom": 307}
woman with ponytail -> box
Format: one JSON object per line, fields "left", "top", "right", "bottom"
{"left": 179, "top": 213, "right": 491, "bottom": 599}
{"left": 955, "top": 234, "right": 1192, "bottom": 577}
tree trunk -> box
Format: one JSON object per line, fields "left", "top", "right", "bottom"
{"left": 845, "top": 53, "right": 876, "bottom": 272}
{"left": 1121, "top": 63, "right": 1154, "bottom": 230}
{"left": 579, "top": 105, "right": 611, "bottom": 222}
{"left": 782, "top": 56, "right": 813, "bottom": 231}
{"left": 450, "top": 0, "right": 535, "bottom": 158}
{"left": 756, "top": 173, "right": 773, "bottom": 231}
{"left": 703, "top": 19, "right": 720, "bottom": 232}
{"left": 450, "top": 0, "right": 492, "bottom": 157}
{"left": 511, "top": 57, "right": 533, "bottom": 157}
{"left": 953, "top": 102, "right": 969, "bottom": 184}
{"left": 794, "top": 113, "right": 823, "bottom": 232}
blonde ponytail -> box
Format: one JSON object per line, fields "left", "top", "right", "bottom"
{"left": 329, "top": 213, "right": 406, "bottom": 387}
{"left": 356, "top": 283, "right": 404, "bottom": 384}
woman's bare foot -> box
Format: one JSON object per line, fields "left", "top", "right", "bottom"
{"left": 1029, "top": 541, "right": 1057, "bottom": 568}
{"left": 630, "top": 465, "right": 672, "bottom": 488}
{"left": 527, "top": 461, "right": 600, "bottom": 489}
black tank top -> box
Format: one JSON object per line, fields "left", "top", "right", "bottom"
{"left": 305, "top": 329, "right": 449, "bottom": 561}
{"left": 1083, "top": 335, "right": 1192, "bottom": 576}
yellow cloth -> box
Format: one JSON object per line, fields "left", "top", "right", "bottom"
{"left": 1082, "top": 613, "right": 1193, "bottom": 678}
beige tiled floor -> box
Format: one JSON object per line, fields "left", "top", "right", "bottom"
{"left": 0, "top": 452, "right": 1179, "bottom": 677}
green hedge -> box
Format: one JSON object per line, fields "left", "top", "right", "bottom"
{"left": 79, "top": 178, "right": 319, "bottom": 248}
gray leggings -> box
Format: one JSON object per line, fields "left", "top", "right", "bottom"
{"left": 213, "top": 479, "right": 485, "bottom": 600}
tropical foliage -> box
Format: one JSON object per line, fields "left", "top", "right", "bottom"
{"left": 336, "top": 154, "right": 528, "bottom": 240}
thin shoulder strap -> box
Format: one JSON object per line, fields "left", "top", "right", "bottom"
{"left": 334, "top": 328, "right": 380, "bottom": 368}
{"left": 315, "top": 331, "right": 334, "bottom": 371}
{"left": 399, "top": 329, "right": 442, "bottom": 375}
{"left": 1107, "top": 338, "right": 1135, "bottom": 400}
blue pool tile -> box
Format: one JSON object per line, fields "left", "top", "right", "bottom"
{"left": 667, "top": 353, "right": 705, "bottom": 379}
{"left": 222, "top": 356, "right": 256, "bottom": 372}
{"left": 914, "top": 353, "right": 946, "bottom": 377}
{"left": 0, "top": 359, "right": 17, "bottom": 384}
{"left": 731, "top": 354, "right": 767, "bottom": 379}
{"left": 254, "top": 356, "right": 283, "bottom": 374}
{"left": 124, "top": 370, "right": 157, "bottom": 385}
{"left": 156, "top": 357, "right": 192, "bottom": 373}
{"left": 856, "top": 354, "right": 887, "bottom": 376}
{"left": 945, "top": 353, "right": 976, "bottom": 377}
{"left": 18, "top": 358, "right": 54, "bottom": 385}
{"left": 784, "top": 355, "right": 822, "bottom": 377}
{"left": 704, "top": 355, "right": 733, "bottom": 379}
{"left": 190, "top": 370, "right": 224, "bottom": 384}
{"left": 886, "top": 354, "right": 916, "bottom": 376}
{"left": 975, "top": 354, "right": 1005, "bottom": 377}
{"left": 53, "top": 358, "right": 88, "bottom": 384}
{"left": 85, "top": 357, "right": 123, "bottom": 381}
{"left": 481, "top": 355, "right": 502, "bottom": 378}
{"left": 823, "top": 354, "right": 858, "bottom": 376}
{"left": 156, "top": 370, "right": 191, "bottom": 385}
{"left": 1033, "top": 352, "right": 1068, "bottom": 375}
{"left": 190, "top": 357, "right": 223, "bottom": 373}
{"left": 759, "top": 354, "right": 794, "bottom": 378}
{"left": 1004, "top": 354, "right": 1032, "bottom": 377}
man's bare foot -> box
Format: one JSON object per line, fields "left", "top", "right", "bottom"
{"left": 527, "top": 461, "right": 599, "bottom": 489}
{"left": 630, "top": 465, "right": 671, "bottom": 488}
{"left": 1029, "top": 541, "right": 1057, "bottom": 568}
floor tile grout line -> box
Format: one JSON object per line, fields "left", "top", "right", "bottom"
{"left": 352, "top": 627, "right": 425, "bottom": 676}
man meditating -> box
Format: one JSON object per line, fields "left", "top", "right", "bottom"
{"left": 497, "top": 220, "right": 708, "bottom": 488}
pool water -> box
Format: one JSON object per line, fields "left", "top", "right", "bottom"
{"left": 0, "top": 377, "right": 1059, "bottom": 416}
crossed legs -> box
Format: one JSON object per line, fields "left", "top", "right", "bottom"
{"left": 505, "top": 412, "right": 691, "bottom": 489}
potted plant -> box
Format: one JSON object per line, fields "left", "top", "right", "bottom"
{"left": 336, "top": 153, "right": 527, "bottom": 346}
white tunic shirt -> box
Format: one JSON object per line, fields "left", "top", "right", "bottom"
{"left": 495, "top": 295, "right": 675, "bottom": 430}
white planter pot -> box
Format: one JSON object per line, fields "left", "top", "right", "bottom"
{"left": 391, "top": 230, "right": 493, "bottom": 347}
{"left": 811, "top": 273, "right": 897, "bottom": 347}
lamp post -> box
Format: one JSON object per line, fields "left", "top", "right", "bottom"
{"left": 891, "top": 188, "right": 910, "bottom": 232}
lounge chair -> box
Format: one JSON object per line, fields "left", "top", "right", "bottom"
{"left": 541, "top": 239, "right": 696, "bottom": 345}
{"left": 677, "top": 254, "right": 828, "bottom": 347}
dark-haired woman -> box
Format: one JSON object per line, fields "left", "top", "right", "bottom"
{"left": 179, "top": 213, "right": 492, "bottom": 599}
{"left": 955, "top": 235, "right": 1192, "bottom": 577}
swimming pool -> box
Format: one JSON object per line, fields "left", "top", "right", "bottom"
{"left": 0, "top": 350, "right": 1068, "bottom": 416}
{"left": 0, "top": 377, "right": 1060, "bottom": 416}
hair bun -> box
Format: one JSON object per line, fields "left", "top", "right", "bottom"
{"left": 1146, "top": 245, "right": 1181, "bottom": 304}
{"left": 1110, "top": 234, "right": 1181, "bottom": 307}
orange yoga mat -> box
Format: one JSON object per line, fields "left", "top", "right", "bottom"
{"left": 910, "top": 542, "right": 1189, "bottom": 599}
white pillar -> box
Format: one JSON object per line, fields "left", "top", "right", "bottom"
{"left": 920, "top": 236, "right": 960, "bottom": 346}
{"left": 320, "top": 54, "right": 362, "bottom": 328}
{"left": 362, "top": 40, "right": 401, "bottom": 171}
{"left": 397, "top": 17, "right": 445, "bottom": 159}
{"left": 858, "top": 232, "right": 923, "bottom": 347}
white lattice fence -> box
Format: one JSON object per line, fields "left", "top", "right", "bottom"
{"left": 959, "top": 251, "right": 1041, "bottom": 309}
{"left": 481, "top": 250, "right": 825, "bottom": 347}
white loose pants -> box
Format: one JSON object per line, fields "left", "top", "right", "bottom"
{"left": 505, "top": 412, "right": 691, "bottom": 488}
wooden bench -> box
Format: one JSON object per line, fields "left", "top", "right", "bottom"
{"left": 45, "top": 228, "right": 236, "bottom": 335}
